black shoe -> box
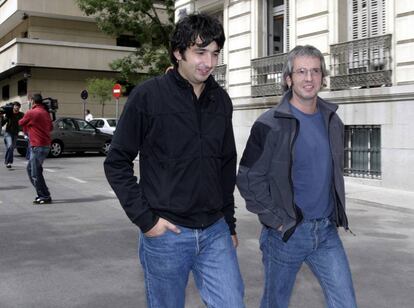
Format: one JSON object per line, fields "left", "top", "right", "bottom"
{"left": 33, "top": 197, "right": 52, "bottom": 204}
{"left": 6, "top": 163, "right": 11, "bottom": 169}
{"left": 33, "top": 197, "right": 41, "bottom": 204}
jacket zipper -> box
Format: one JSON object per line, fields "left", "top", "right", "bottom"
{"left": 282, "top": 117, "right": 302, "bottom": 242}
{"left": 327, "top": 111, "right": 350, "bottom": 230}
{"left": 327, "top": 112, "right": 340, "bottom": 226}
{"left": 192, "top": 89, "right": 204, "bottom": 226}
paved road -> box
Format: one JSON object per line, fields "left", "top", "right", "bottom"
{"left": 0, "top": 146, "right": 414, "bottom": 307}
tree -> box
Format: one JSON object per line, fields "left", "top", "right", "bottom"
{"left": 77, "top": 0, "right": 175, "bottom": 84}
{"left": 86, "top": 78, "right": 116, "bottom": 117}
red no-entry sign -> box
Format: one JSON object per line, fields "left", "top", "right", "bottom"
{"left": 112, "top": 83, "right": 122, "bottom": 98}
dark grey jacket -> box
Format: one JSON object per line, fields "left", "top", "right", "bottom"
{"left": 237, "top": 90, "right": 348, "bottom": 241}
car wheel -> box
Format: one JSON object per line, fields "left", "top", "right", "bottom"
{"left": 49, "top": 141, "right": 63, "bottom": 158}
{"left": 100, "top": 140, "right": 111, "bottom": 155}
{"left": 17, "top": 148, "right": 27, "bottom": 157}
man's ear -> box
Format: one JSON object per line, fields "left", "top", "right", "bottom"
{"left": 286, "top": 75, "right": 292, "bottom": 88}
{"left": 173, "top": 50, "right": 182, "bottom": 62}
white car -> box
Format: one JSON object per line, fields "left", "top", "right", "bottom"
{"left": 89, "top": 118, "right": 118, "bottom": 135}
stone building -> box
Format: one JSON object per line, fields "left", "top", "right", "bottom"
{"left": 176, "top": 0, "right": 414, "bottom": 191}
{"left": 0, "top": 0, "right": 134, "bottom": 117}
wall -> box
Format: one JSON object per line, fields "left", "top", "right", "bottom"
{"left": 394, "top": 0, "right": 414, "bottom": 85}
{"left": 27, "top": 68, "right": 127, "bottom": 118}
{"left": 27, "top": 17, "right": 115, "bottom": 45}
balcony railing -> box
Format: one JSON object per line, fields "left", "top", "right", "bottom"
{"left": 212, "top": 64, "right": 227, "bottom": 89}
{"left": 251, "top": 53, "right": 287, "bottom": 97}
{"left": 330, "top": 34, "right": 392, "bottom": 90}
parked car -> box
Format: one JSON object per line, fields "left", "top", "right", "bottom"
{"left": 88, "top": 118, "right": 117, "bottom": 135}
{"left": 16, "top": 117, "right": 112, "bottom": 158}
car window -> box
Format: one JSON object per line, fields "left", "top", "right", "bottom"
{"left": 76, "top": 119, "right": 96, "bottom": 132}
{"left": 107, "top": 119, "right": 117, "bottom": 127}
{"left": 58, "top": 119, "right": 76, "bottom": 130}
{"left": 90, "top": 119, "right": 104, "bottom": 128}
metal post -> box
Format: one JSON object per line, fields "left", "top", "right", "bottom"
{"left": 82, "top": 99, "right": 86, "bottom": 120}
{"left": 116, "top": 98, "right": 119, "bottom": 120}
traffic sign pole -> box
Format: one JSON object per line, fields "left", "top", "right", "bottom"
{"left": 116, "top": 98, "right": 119, "bottom": 120}
{"left": 80, "top": 89, "right": 89, "bottom": 120}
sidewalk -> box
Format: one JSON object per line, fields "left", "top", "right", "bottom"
{"left": 345, "top": 179, "right": 414, "bottom": 211}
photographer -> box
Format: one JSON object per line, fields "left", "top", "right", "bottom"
{"left": 19, "top": 94, "right": 53, "bottom": 204}
{"left": 1, "top": 102, "right": 24, "bottom": 168}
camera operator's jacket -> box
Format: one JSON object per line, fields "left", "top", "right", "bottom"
{"left": 104, "top": 69, "right": 237, "bottom": 234}
{"left": 18, "top": 104, "right": 52, "bottom": 146}
{"left": 237, "top": 90, "right": 349, "bottom": 242}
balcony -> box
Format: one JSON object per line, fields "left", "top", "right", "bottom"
{"left": 212, "top": 64, "right": 227, "bottom": 89}
{"left": 251, "top": 53, "right": 287, "bottom": 97}
{"left": 330, "top": 34, "right": 392, "bottom": 91}
{"left": 0, "top": 38, "right": 135, "bottom": 77}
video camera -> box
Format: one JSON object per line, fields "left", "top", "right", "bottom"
{"left": 0, "top": 102, "right": 14, "bottom": 117}
{"left": 41, "top": 97, "right": 58, "bottom": 121}
{"left": 42, "top": 97, "right": 58, "bottom": 113}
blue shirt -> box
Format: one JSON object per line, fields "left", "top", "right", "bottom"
{"left": 290, "top": 103, "right": 334, "bottom": 219}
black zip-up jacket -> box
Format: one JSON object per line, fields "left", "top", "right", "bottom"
{"left": 104, "top": 69, "right": 238, "bottom": 234}
{"left": 237, "top": 90, "right": 348, "bottom": 241}
{"left": 1, "top": 111, "right": 24, "bottom": 135}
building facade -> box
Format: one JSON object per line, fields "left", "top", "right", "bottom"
{"left": 175, "top": 0, "right": 414, "bottom": 191}
{"left": 0, "top": 0, "right": 134, "bottom": 117}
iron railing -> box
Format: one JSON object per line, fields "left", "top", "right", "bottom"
{"left": 344, "top": 125, "right": 381, "bottom": 179}
{"left": 251, "top": 53, "right": 287, "bottom": 97}
{"left": 212, "top": 64, "right": 227, "bottom": 89}
{"left": 330, "top": 34, "right": 392, "bottom": 90}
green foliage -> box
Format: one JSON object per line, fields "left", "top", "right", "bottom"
{"left": 86, "top": 78, "right": 116, "bottom": 117}
{"left": 77, "top": 0, "right": 175, "bottom": 84}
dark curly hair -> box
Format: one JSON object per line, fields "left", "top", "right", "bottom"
{"left": 169, "top": 13, "right": 225, "bottom": 67}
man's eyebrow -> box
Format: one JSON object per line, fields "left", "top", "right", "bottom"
{"left": 194, "top": 44, "right": 220, "bottom": 53}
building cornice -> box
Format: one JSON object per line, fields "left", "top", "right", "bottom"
{"left": 12, "top": 38, "right": 136, "bottom": 52}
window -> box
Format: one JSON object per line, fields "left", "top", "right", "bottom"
{"left": 348, "top": 0, "right": 386, "bottom": 73}
{"left": 2, "top": 85, "right": 10, "bottom": 100}
{"left": 17, "top": 79, "right": 27, "bottom": 96}
{"left": 350, "top": 0, "right": 386, "bottom": 40}
{"left": 76, "top": 119, "right": 96, "bottom": 131}
{"left": 208, "top": 10, "right": 225, "bottom": 65}
{"left": 344, "top": 125, "right": 381, "bottom": 178}
{"left": 268, "top": 0, "right": 289, "bottom": 55}
{"left": 58, "top": 119, "right": 75, "bottom": 130}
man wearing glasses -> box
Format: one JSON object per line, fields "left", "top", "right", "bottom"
{"left": 237, "top": 45, "right": 357, "bottom": 308}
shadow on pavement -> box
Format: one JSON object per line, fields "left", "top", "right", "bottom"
{"left": 46, "top": 195, "right": 117, "bottom": 204}
{"left": 0, "top": 185, "right": 29, "bottom": 191}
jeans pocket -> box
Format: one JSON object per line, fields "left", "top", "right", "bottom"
{"left": 143, "top": 229, "right": 171, "bottom": 239}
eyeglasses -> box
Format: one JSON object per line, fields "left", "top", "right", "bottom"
{"left": 292, "top": 68, "right": 322, "bottom": 77}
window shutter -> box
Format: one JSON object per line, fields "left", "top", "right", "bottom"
{"left": 285, "top": 0, "right": 290, "bottom": 51}
{"left": 350, "top": 0, "right": 386, "bottom": 40}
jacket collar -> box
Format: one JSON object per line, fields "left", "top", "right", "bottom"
{"left": 168, "top": 68, "right": 219, "bottom": 93}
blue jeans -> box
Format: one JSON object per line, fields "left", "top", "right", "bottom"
{"left": 139, "top": 218, "right": 245, "bottom": 308}
{"left": 27, "top": 146, "right": 51, "bottom": 199}
{"left": 4, "top": 132, "right": 17, "bottom": 164}
{"left": 260, "top": 218, "right": 357, "bottom": 308}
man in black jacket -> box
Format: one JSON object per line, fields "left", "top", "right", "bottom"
{"left": 1, "top": 101, "right": 24, "bottom": 168}
{"left": 104, "top": 13, "right": 244, "bottom": 308}
{"left": 237, "top": 45, "right": 357, "bottom": 308}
